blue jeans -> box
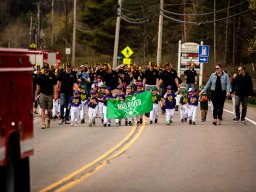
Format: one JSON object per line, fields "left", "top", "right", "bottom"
{"left": 60, "top": 93, "right": 72, "bottom": 121}
{"left": 235, "top": 95, "right": 248, "bottom": 121}
{"left": 186, "top": 83, "right": 195, "bottom": 91}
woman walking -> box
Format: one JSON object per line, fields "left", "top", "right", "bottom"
{"left": 199, "top": 64, "right": 230, "bottom": 125}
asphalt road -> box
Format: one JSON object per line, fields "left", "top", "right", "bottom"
{"left": 30, "top": 102, "right": 256, "bottom": 192}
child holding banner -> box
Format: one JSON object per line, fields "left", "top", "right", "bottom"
{"left": 102, "top": 86, "right": 113, "bottom": 127}
{"left": 114, "top": 85, "right": 125, "bottom": 127}
{"left": 125, "top": 84, "right": 134, "bottom": 126}
{"left": 135, "top": 82, "right": 145, "bottom": 125}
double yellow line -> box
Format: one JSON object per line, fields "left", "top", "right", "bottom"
{"left": 39, "top": 120, "right": 146, "bottom": 192}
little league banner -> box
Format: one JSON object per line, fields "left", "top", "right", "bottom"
{"left": 107, "top": 92, "right": 153, "bottom": 119}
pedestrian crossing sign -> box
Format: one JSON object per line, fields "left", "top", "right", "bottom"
{"left": 121, "top": 46, "right": 134, "bottom": 58}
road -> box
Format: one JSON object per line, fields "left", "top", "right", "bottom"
{"left": 31, "top": 102, "right": 256, "bottom": 192}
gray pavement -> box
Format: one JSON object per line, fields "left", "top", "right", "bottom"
{"left": 31, "top": 102, "right": 256, "bottom": 192}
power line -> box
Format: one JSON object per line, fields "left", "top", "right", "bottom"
{"left": 161, "top": 9, "right": 250, "bottom": 25}
{"left": 162, "top": 0, "right": 249, "bottom": 16}
{"left": 120, "top": 14, "right": 149, "bottom": 24}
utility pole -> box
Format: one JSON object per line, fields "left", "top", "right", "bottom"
{"left": 29, "top": 15, "right": 33, "bottom": 45}
{"left": 51, "top": 0, "right": 54, "bottom": 46}
{"left": 113, "top": 0, "right": 122, "bottom": 69}
{"left": 72, "top": 0, "right": 77, "bottom": 65}
{"left": 156, "top": 0, "right": 164, "bottom": 65}
{"left": 183, "top": 0, "right": 187, "bottom": 42}
{"left": 37, "top": 3, "right": 41, "bottom": 48}
{"left": 213, "top": 0, "right": 216, "bottom": 66}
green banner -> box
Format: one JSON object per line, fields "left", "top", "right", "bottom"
{"left": 107, "top": 91, "right": 153, "bottom": 119}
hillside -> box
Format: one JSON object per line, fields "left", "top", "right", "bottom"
{"left": 0, "top": 0, "right": 255, "bottom": 74}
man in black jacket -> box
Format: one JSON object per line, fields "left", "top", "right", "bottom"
{"left": 57, "top": 62, "right": 77, "bottom": 124}
{"left": 232, "top": 66, "right": 254, "bottom": 123}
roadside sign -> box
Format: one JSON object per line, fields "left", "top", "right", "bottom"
{"left": 199, "top": 57, "right": 208, "bottom": 63}
{"left": 121, "top": 46, "right": 134, "bottom": 58}
{"left": 198, "top": 45, "right": 210, "bottom": 57}
{"left": 123, "top": 58, "right": 131, "bottom": 65}
{"left": 65, "top": 48, "right": 71, "bottom": 55}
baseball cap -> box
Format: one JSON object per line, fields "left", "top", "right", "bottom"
{"left": 167, "top": 85, "right": 173, "bottom": 90}
{"left": 151, "top": 86, "right": 157, "bottom": 91}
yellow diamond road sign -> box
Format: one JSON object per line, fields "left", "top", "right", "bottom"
{"left": 121, "top": 46, "right": 134, "bottom": 58}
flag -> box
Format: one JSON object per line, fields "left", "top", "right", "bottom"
{"left": 107, "top": 91, "right": 153, "bottom": 119}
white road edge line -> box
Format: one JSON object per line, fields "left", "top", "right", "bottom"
{"left": 223, "top": 108, "right": 256, "bottom": 126}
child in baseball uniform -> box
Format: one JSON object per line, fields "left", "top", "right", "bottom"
{"left": 164, "top": 85, "right": 177, "bottom": 125}
{"left": 188, "top": 88, "right": 199, "bottom": 125}
{"left": 79, "top": 85, "right": 88, "bottom": 124}
{"left": 114, "top": 85, "right": 125, "bottom": 127}
{"left": 150, "top": 86, "right": 161, "bottom": 124}
{"left": 179, "top": 89, "right": 188, "bottom": 123}
{"left": 200, "top": 90, "right": 208, "bottom": 122}
{"left": 135, "top": 82, "right": 144, "bottom": 125}
{"left": 124, "top": 84, "right": 134, "bottom": 126}
{"left": 70, "top": 90, "right": 82, "bottom": 126}
{"left": 86, "top": 90, "right": 99, "bottom": 127}
{"left": 102, "top": 86, "right": 114, "bottom": 127}
{"left": 98, "top": 84, "right": 106, "bottom": 124}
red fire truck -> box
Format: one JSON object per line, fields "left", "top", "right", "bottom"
{"left": 0, "top": 48, "right": 34, "bottom": 192}
{"left": 0, "top": 48, "right": 61, "bottom": 68}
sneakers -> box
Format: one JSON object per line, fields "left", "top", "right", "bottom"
{"left": 166, "top": 121, "right": 170, "bottom": 125}
{"left": 59, "top": 119, "right": 64, "bottom": 125}
{"left": 107, "top": 123, "right": 111, "bottom": 127}
{"left": 81, "top": 119, "right": 85, "bottom": 124}
{"left": 137, "top": 121, "right": 140, "bottom": 125}
{"left": 65, "top": 120, "right": 70, "bottom": 124}
{"left": 70, "top": 123, "right": 74, "bottom": 127}
{"left": 128, "top": 121, "right": 132, "bottom": 126}
{"left": 192, "top": 122, "right": 196, "bottom": 125}
{"left": 241, "top": 119, "right": 246, "bottom": 124}
{"left": 41, "top": 123, "right": 46, "bottom": 129}
{"left": 150, "top": 120, "right": 153, "bottom": 124}
{"left": 92, "top": 120, "right": 96, "bottom": 126}
{"left": 217, "top": 119, "right": 221, "bottom": 125}
{"left": 103, "top": 123, "right": 107, "bottom": 127}
{"left": 212, "top": 119, "right": 217, "bottom": 125}
{"left": 233, "top": 117, "right": 239, "bottom": 122}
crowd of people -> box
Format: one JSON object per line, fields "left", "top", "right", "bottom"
{"left": 33, "top": 61, "right": 254, "bottom": 129}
